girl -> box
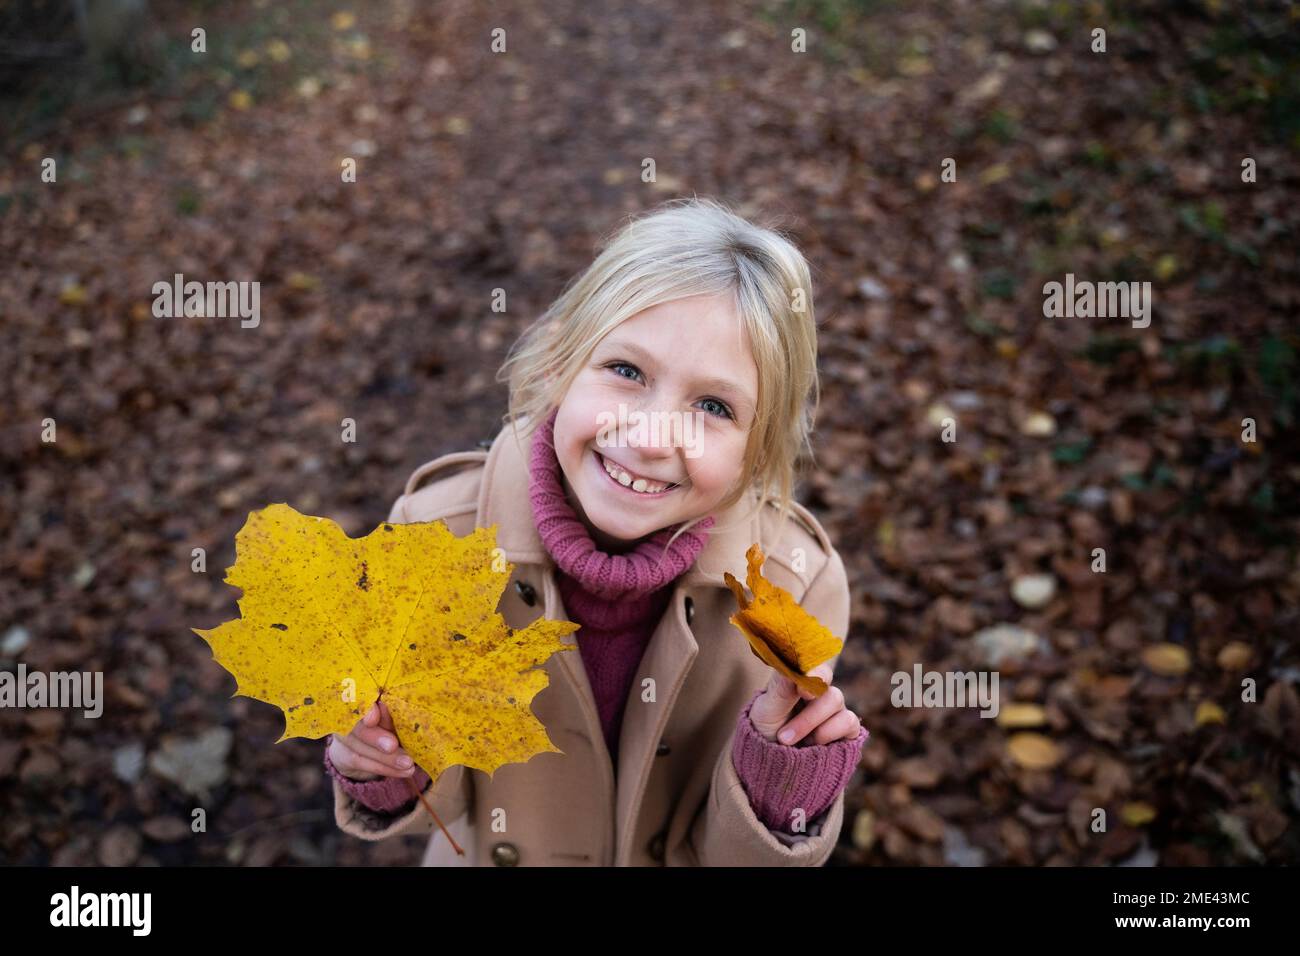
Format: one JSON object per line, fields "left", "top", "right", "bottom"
{"left": 324, "top": 197, "right": 867, "bottom": 866}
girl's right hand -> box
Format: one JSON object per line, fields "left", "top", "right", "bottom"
{"left": 327, "top": 699, "right": 419, "bottom": 781}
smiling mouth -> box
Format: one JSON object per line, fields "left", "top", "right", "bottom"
{"left": 594, "top": 450, "right": 683, "bottom": 493}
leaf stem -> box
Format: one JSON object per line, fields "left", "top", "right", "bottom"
{"left": 379, "top": 689, "right": 462, "bottom": 855}
{"left": 406, "top": 774, "right": 465, "bottom": 855}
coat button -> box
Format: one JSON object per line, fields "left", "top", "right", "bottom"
{"left": 656, "top": 742, "right": 671, "bottom": 757}
{"left": 647, "top": 831, "right": 666, "bottom": 863}
{"left": 491, "top": 842, "right": 520, "bottom": 866}
{"left": 684, "top": 596, "right": 694, "bottom": 624}
{"left": 515, "top": 580, "right": 537, "bottom": 606}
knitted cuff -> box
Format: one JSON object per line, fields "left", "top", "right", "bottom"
{"left": 323, "top": 740, "right": 431, "bottom": 814}
{"left": 731, "top": 688, "right": 868, "bottom": 835}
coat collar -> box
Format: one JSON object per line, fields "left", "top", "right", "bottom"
{"left": 476, "top": 414, "right": 766, "bottom": 589}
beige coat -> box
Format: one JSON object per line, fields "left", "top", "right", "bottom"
{"left": 331, "top": 416, "right": 856, "bottom": 865}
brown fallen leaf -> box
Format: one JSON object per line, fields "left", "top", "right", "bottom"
{"left": 1007, "top": 732, "right": 1062, "bottom": 770}
{"left": 997, "top": 703, "right": 1047, "bottom": 729}
{"left": 1217, "top": 641, "right": 1252, "bottom": 671}
{"left": 1141, "top": 643, "right": 1191, "bottom": 677}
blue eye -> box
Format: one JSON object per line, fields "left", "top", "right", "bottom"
{"left": 603, "top": 362, "right": 735, "bottom": 421}
{"left": 608, "top": 362, "right": 641, "bottom": 382}
{"left": 699, "top": 398, "right": 734, "bottom": 420}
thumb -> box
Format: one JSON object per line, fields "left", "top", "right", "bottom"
{"left": 765, "top": 669, "right": 800, "bottom": 705}
{"left": 376, "top": 699, "right": 397, "bottom": 732}
{"left": 748, "top": 670, "right": 801, "bottom": 739}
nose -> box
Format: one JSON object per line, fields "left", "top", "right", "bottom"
{"left": 615, "top": 408, "right": 686, "bottom": 480}
{"left": 624, "top": 409, "right": 680, "bottom": 457}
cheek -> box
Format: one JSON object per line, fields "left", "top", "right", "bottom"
{"left": 567, "top": 372, "right": 617, "bottom": 403}
{"left": 557, "top": 387, "right": 613, "bottom": 435}
{"left": 687, "top": 452, "right": 743, "bottom": 494}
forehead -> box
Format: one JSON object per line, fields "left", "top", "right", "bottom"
{"left": 594, "top": 297, "right": 758, "bottom": 390}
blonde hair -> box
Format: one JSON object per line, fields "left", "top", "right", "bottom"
{"left": 495, "top": 196, "right": 822, "bottom": 564}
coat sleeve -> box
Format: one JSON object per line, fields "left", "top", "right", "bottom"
{"left": 328, "top": 490, "right": 475, "bottom": 844}
{"left": 731, "top": 691, "right": 867, "bottom": 833}
{"left": 324, "top": 739, "right": 432, "bottom": 812}
{"left": 331, "top": 761, "right": 472, "bottom": 843}
{"left": 686, "top": 545, "right": 857, "bottom": 866}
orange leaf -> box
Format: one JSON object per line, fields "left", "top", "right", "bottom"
{"left": 722, "top": 543, "right": 843, "bottom": 697}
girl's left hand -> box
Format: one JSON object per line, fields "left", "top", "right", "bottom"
{"left": 748, "top": 663, "right": 862, "bottom": 745}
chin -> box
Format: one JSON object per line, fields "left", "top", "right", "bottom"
{"left": 585, "top": 508, "right": 659, "bottom": 544}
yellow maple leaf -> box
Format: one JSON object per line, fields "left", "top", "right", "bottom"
{"left": 193, "top": 504, "right": 578, "bottom": 788}
{"left": 722, "top": 543, "right": 843, "bottom": 697}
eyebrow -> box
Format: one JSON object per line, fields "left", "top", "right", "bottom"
{"left": 596, "top": 339, "right": 756, "bottom": 411}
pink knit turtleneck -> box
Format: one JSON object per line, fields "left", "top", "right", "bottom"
{"left": 325, "top": 409, "right": 867, "bottom": 838}
{"left": 526, "top": 407, "right": 715, "bottom": 767}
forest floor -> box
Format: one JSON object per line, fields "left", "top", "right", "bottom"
{"left": 1, "top": 0, "right": 1297, "bottom": 865}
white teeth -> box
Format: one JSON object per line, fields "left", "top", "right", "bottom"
{"left": 599, "top": 453, "right": 671, "bottom": 494}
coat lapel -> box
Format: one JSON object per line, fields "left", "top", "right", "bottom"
{"left": 476, "top": 415, "right": 766, "bottom": 863}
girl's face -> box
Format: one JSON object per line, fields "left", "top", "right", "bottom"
{"left": 552, "top": 293, "right": 759, "bottom": 553}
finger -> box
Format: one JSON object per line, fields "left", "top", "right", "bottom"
{"left": 797, "top": 663, "right": 836, "bottom": 701}
{"left": 345, "top": 733, "right": 410, "bottom": 770}
{"left": 362, "top": 701, "right": 379, "bottom": 726}
{"left": 339, "top": 748, "right": 416, "bottom": 779}
{"left": 351, "top": 722, "right": 407, "bottom": 758}
{"left": 333, "top": 735, "right": 417, "bottom": 777}
{"left": 337, "top": 729, "right": 409, "bottom": 768}
{"left": 329, "top": 735, "right": 379, "bottom": 778}
{"left": 808, "top": 708, "right": 862, "bottom": 746}
{"left": 777, "top": 684, "right": 845, "bottom": 744}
